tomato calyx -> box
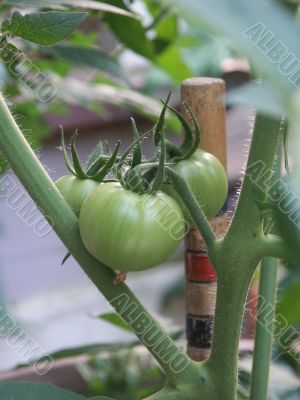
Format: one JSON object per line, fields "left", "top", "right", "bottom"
{"left": 60, "top": 125, "right": 120, "bottom": 183}
{"left": 119, "top": 95, "right": 203, "bottom": 198}
{"left": 160, "top": 100, "right": 201, "bottom": 163}
{"left": 116, "top": 95, "right": 171, "bottom": 195}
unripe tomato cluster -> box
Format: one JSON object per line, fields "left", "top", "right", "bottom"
{"left": 55, "top": 100, "right": 228, "bottom": 273}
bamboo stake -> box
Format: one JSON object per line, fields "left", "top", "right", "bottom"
{"left": 181, "top": 77, "right": 228, "bottom": 361}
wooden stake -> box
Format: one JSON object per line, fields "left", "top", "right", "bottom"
{"left": 181, "top": 77, "right": 228, "bottom": 361}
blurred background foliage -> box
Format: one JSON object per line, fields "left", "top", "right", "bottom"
{"left": 0, "top": 0, "right": 240, "bottom": 166}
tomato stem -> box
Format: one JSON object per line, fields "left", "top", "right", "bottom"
{"left": 206, "top": 114, "right": 284, "bottom": 400}
{"left": 250, "top": 129, "right": 282, "bottom": 400}
{"left": 165, "top": 167, "right": 217, "bottom": 248}
{"left": 0, "top": 92, "right": 196, "bottom": 388}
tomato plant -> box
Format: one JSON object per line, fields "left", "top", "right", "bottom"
{"left": 164, "top": 149, "right": 227, "bottom": 223}
{"left": 78, "top": 102, "right": 186, "bottom": 272}
{"left": 55, "top": 128, "right": 120, "bottom": 216}
{"left": 157, "top": 101, "right": 228, "bottom": 224}
{"left": 79, "top": 182, "right": 185, "bottom": 271}
{"left": 56, "top": 176, "right": 98, "bottom": 216}
{"left": 1, "top": 2, "right": 300, "bottom": 400}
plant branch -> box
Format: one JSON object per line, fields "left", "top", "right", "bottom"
{"left": 0, "top": 93, "right": 197, "bottom": 387}
{"left": 260, "top": 234, "right": 289, "bottom": 259}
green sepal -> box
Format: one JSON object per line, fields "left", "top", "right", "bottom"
{"left": 130, "top": 118, "right": 142, "bottom": 168}
{"left": 142, "top": 166, "right": 157, "bottom": 190}
{"left": 89, "top": 141, "right": 120, "bottom": 182}
{"left": 70, "top": 130, "right": 88, "bottom": 179}
{"left": 116, "top": 140, "right": 134, "bottom": 186}
{"left": 59, "top": 125, "right": 76, "bottom": 176}
{"left": 161, "top": 102, "right": 194, "bottom": 160}
{"left": 124, "top": 166, "right": 144, "bottom": 193}
{"left": 165, "top": 140, "right": 183, "bottom": 158}
{"left": 61, "top": 251, "right": 71, "bottom": 265}
{"left": 85, "top": 141, "right": 104, "bottom": 173}
{"left": 149, "top": 118, "right": 166, "bottom": 193}
{"left": 117, "top": 127, "right": 149, "bottom": 188}
{"left": 154, "top": 92, "right": 171, "bottom": 147}
{"left": 283, "top": 119, "right": 290, "bottom": 173}
{"left": 165, "top": 102, "right": 201, "bottom": 162}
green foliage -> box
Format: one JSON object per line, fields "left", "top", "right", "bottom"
{"left": 43, "top": 45, "right": 123, "bottom": 78}
{"left": 277, "top": 279, "right": 300, "bottom": 325}
{"left": 0, "top": 382, "right": 113, "bottom": 400}
{"left": 97, "top": 312, "right": 131, "bottom": 332}
{"left": 77, "top": 350, "right": 164, "bottom": 399}
{"left": 2, "top": 11, "right": 88, "bottom": 45}
{"left": 170, "top": 0, "right": 300, "bottom": 110}
{"left": 3, "top": 0, "right": 136, "bottom": 18}
{"left": 103, "top": 0, "right": 154, "bottom": 60}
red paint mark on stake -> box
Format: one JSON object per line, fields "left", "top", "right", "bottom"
{"left": 185, "top": 251, "right": 216, "bottom": 282}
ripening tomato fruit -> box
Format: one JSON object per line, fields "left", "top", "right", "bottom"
{"left": 164, "top": 149, "right": 228, "bottom": 225}
{"left": 79, "top": 182, "right": 185, "bottom": 271}
{"left": 56, "top": 176, "right": 98, "bottom": 216}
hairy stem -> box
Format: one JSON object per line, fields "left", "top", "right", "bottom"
{"left": 205, "top": 114, "right": 283, "bottom": 399}
{"left": 250, "top": 126, "right": 282, "bottom": 400}
{"left": 227, "top": 115, "right": 283, "bottom": 242}
{"left": 207, "top": 250, "right": 259, "bottom": 400}
{"left": 0, "top": 93, "right": 197, "bottom": 386}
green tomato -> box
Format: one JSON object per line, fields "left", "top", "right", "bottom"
{"left": 164, "top": 149, "right": 228, "bottom": 225}
{"left": 79, "top": 182, "right": 185, "bottom": 271}
{"left": 55, "top": 175, "right": 98, "bottom": 216}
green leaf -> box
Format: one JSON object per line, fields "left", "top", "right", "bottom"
{"left": 90, "top": 398, "right": 115, "bottom": 400}
{"left": 15, "top": 341, "right": 139, "bottom": 369}
{"left": 3, "top": 0, "right": 137, "bottom": 18}
{"left": 2, "top": 11, "right": 87, "bottom": 45}
{"left": 146, "top": 1, "right": 178, "bottom": 52}
{"left": 104, "top": 0, "right": 154, "bottom": 60}
{"left": 277, "top": 280, "right": 300, "bottom": 325}
{"left": 0, "top": 383, "right": 87, "bottom": 400}
{"left": 155, "top": 13, "right": 177, "bottom": 43}
{"left": 43, "top": 45, "right": 123, "bottom": 78}
{"left": 97, "top": 312, "right": 132, "bottom": 332}
{"left": 155, "top": 45, "right": 191, "bottom": 82}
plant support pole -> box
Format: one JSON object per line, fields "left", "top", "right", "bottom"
{"left": 181, "top": 78, "right": 228, "bottom": 361}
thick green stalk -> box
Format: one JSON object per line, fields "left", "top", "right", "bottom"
{"left": 206, "top": 114, "right": 283, "bottom": 399}
{"left": 250, "top": 127, "right": 282, "bottom": 400}
{"left": 227, "top": 115, "right": 282, "bottom": 243}
{"left": 250, "top": 258, "right": 278, "bottom": 400}
{"left": 207, "top": 247, "right": 260, "bottom": 400}
{"left": 0, "top": 93, "right": 197, "bottom": 386}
